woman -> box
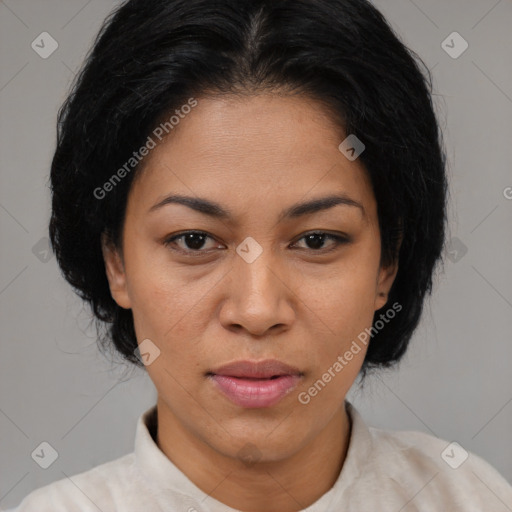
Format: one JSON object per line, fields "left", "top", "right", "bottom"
{"left": 10, "top": 0, "right": 512, "bottom": 510}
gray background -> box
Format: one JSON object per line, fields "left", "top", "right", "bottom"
{"left": 1, "top": 0, "right": 511, "bottom": 509}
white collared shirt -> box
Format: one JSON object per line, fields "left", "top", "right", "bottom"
{"left": 7, "top": 402, "right": 512, "bottom": 511}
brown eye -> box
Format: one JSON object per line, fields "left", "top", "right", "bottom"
{"left": 293, "top": 232, "right": 350, "bottom": 252}
{"left": 163, "top": 230, "right": 349, "bottom": 257}
{"left": 164, "top": 231, "right": 220, "bottom": 253}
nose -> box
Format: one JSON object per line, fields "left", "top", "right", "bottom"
{"left": 218, "top": 249, "right": 296, "bottom": 337}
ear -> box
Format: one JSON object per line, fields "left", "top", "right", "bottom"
{"left": 374, "top": 260, "right": 399, "bottom": 311}
{"left": 101, "top": 233, "right": 132, "bottom": 309}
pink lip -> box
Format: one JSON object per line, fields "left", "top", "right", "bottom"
{"left": 209, "top": 359, "right": 302, "bottom": 379}
{"left": 207, "top": 359, "right": 303, "bottom": 408}
{"left": 209, "top": 374, "right": 302, "bottom": 408}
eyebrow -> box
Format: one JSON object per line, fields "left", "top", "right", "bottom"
{"left": 148, "top": 193, "right": 365, "bottom": 222}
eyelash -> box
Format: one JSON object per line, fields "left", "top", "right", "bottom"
{"left": 163, "top": 230, "right": 350, "bottom": 256}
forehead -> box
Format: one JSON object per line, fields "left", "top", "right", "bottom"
{"left": 127, "top": 93, "right": 376, "bottom": 222}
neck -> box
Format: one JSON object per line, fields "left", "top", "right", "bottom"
{"left": 155, "top": 401, "right": 351, "bottom": 512}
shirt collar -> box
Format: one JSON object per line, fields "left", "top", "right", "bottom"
{"left": 133, "top": 400, "right": 374, "bottom": 511}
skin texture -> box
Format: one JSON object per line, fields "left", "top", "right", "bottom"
{"left": 102, "top": 92, "right": 398, "bottom": 512}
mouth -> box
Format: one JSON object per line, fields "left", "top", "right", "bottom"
{"left": 206, "top": 359, "right": 303, "bottom": 408}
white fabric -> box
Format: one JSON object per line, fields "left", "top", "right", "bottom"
{"left": 7, "top": 402, "right": 512, "bottom": 511}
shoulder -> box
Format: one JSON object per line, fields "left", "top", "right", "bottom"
{"left": 367, "top": 424, "right": 512, "bottom": 511}
{"left": 7, "top": 453, "right": 136, "bottom": 512}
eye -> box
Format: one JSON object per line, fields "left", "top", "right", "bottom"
{"left": 163, "top": 230, "right": 350, "bottom": 256}
{"left": 292, "top": 231, "right": 350, "bottom": 252}
{"left": 163, "top": 231, "right": 221, "bottom": 254}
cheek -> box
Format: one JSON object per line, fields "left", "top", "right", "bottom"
{"left": 130, "top": 276, "right": 207, "bottom": 347}
{"left": 123, "top": 249, "right": 198, "bottom": 347}
{"left": 123, "top": 230, "right": 212, "bottom": 332}
{"left": 303, "top": 263, "right": 379, "bottom": 335}
{"left": 295, "top": 253, "right": 380, "bottom": 383}
{"left": 125, "top": 224, "right": 380, "bottom": 350}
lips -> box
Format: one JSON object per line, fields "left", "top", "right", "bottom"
{"left": 208, "top": 359, "right": 303, "bottom": 379}
{"left": 207, "top": 359, "right": 303, "bottom": 408}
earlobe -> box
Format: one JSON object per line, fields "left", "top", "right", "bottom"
{"left": 101, "top": 234, "right": 132, "bottom": 309}
{"left": 374, "top": 261, "right": 399, "bottom": 311}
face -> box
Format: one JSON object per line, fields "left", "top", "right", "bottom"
{"left": 102, "top": 93, "right": 398, "bottom": 464}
